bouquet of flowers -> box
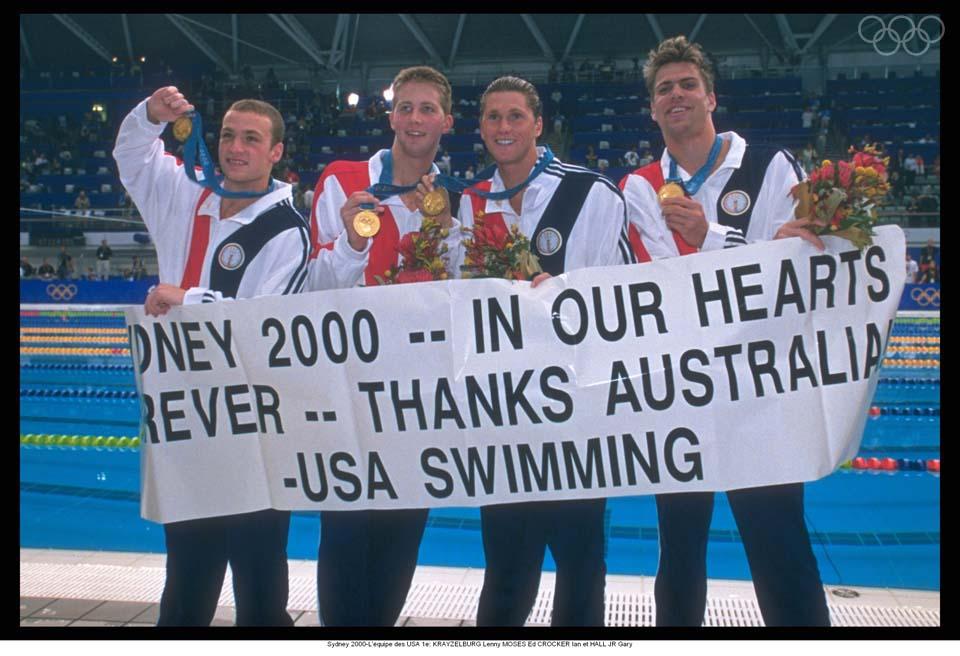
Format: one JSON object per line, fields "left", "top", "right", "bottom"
{"left": 376, "top": 217, "right": 450, "bottom": 284}
{"left": 791, "top": 145, "right": 891, "bottom": 250}
{"left": 460, "top": 215, "right": 542, "bottom": 280}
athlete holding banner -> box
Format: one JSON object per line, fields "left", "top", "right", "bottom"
{"left": 620, "top": 36, "right": 831, "bottom": 627}
{"left": 114, "top": 88, "right": 358, "bottom": 626}
{"left": 456, "top": 76, "right": 635, "bottom": 626}
{"left": 307, "top": 66, "right": 462, "bottom": 627}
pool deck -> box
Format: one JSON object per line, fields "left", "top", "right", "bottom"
{"left": 20, "top": 547, "right": 940, "bottom": 628}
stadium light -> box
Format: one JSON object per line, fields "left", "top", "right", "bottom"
{"left": 347, "top": 93, "right": 360, "bottom": 107}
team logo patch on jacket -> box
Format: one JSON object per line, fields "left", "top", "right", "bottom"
{"left": 218, "top": 243, "right": 245, "bottom": 270}
{"left": 721, "top": 190, "right": 751, "bottom": 216}
{"left": 536, "top": 227, "right": 563, "bottom": 256}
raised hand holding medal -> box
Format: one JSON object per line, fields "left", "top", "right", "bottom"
{"left": 416, "top": 174, "right": 452, "bottom": 228}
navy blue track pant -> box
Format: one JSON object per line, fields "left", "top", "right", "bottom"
{"left": 655, "top": 483, "right": 830, "bottom": 627}
{"left": 317, "top": 508, "right": 429, "bottom": 626}
{"left": 477, "top": 498, "right": 606, "bottom": 626}
{"left": 157, "top": 509, "right": 293, "bottom": 626}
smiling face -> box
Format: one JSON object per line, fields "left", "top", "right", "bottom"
{"left": 388, "top": 81, "right": 452, "bottom": 160}
{"left": 650, "top": 62, "right": 717, "bottom": 141}
{"left": 479, "top": 91, "right": 543, "bottom": 169}
{"left": 218, "top": 110, "right": 283, "bottom": 191}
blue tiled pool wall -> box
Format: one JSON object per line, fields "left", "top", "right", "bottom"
{"left": 20, "top": 313, "right": 940, "bottom": 590}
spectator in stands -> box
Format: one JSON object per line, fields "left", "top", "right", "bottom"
{"left": 906, "top": 251, "right": 919, "bottom": 283}
{"left": 464, "top": 164, "right": 476, "bottom": 180}
{"left": 620, "top": 34, "right": 830, "bottom": 628}
{"left": 56, "top": 245, "right": 73, "bottom": 279}
{"left": 904, "top": 153, "right": 919, "bottom": 186}
{"left": 303, "top": 186, "right": 315, "bottom": 215}
{"left": 622, "top": 147, "right": 640, "bottom": 168}
{"left": 638, "top": 149, "right": 654, "bottom": 167}
{"left": 84, "top": 266, "right": 97, "bottom": 281}
{"left": 815, "top": 128, "right": 827, "bottom": 158}
{"left": 890, "top": 148, "right": 906, "bottom": 174}
{"left": 889, "top": 170, "right": 905, "bottom": 201}
{"left": 801, "top": 106, "right": 815, "bottom": 130}
{"left": 20, "top": 256, "right": 34, "bottom": 278}
{"left": 800, "top": 143, "right": 816, "bottom": 174}
{"left": 932, "top": 154, "right": 940, "bottom": 181}
{"left": 284, "top": 166, "right": 300, "bottom": 187}
{"left": 74, "top": 189, "right": 91, "bottom": 213}
{"left": 37, "top": 258, "right": 55, "bottom": 280}
{"left": 552, "top": 111, "right": 565, "bottom": 136}
{"left": 34, "top": 151, "right": 49, "bottom": 171}
{"left": 919, "top": 239, "right": 938, "bottom": 276}
{"left": 438, "top": 149, "right": 452, "bottom": 175}
{"left": 95, "top": 239, "right": 112, "bottom": 280}
{"left": 293, "top": 187, "right": 307, "bottom": 214}
{"left": 915, "top": 154, "right": 926, "bottom": 176}
{"left": 919, "top": 261, "right": 939, "bottom": 284}
{"left": 585, "top": 144, "right": 598, "bottom": 170}
{"left": 126, "top": 255, "right": 146, "bottom": 281}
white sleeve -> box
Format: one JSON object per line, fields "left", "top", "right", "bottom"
{"left": 305, "top": 232, "right": 370, "bottom": 291}
{"left": 565, "top": 180, "right": 633, "bottom": 270}
{"left": 701, "top": 221, "right": 747, "bottom": 251}
{"left": 622, "top": 173, "right": 679, "bottom": 260}
{"left": 747, "top": 150, "right": 806, "bottom": 242}
{"left": 440, "top": 216, "right": 463, "bottom": 279}
{"left": 304, "top": 171, "right": 370, "bottom": 291}
{"left": 112, "top": 99, "right": 198, "bottom": 241}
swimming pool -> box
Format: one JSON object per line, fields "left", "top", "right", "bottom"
{"left": 20, "top": 310, "right": 940, "bottom": 591}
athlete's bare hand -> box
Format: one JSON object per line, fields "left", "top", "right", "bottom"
{"left": 146, "top": 86, "right": 195, "bottom": 125}
{"left": 145, "top": 283, "right": 186, "bottom": 317}
{"left": 660, "top": 196, "right": 709, "bottom": 248}
{"left": 774, "top": 217, "right": 825, "bottom": 251}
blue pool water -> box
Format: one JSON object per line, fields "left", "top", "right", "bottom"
{"left": 20, "top": 312, "right": 940, "bottom": 591}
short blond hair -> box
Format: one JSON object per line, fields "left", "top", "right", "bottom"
{"left": 391, "top": 66, "right": 452, "bottom": 115}
{"left": 643, "top": 36, "right": 716, "bottom": 96}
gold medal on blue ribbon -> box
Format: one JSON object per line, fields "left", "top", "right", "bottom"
{"left": 657, "top": 182, "right": 685, "bottom": 203}
{"left": 354, "top": 210, "right": 381, "bottom": 238}
{"left": 172, "top": 115, "right": 193, "bottom": 143}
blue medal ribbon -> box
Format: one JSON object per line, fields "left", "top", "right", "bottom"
{"left": 181, "top": 113, "right": 276, "bottom": 199}
{"left": 666, "top": 135, "right": 724, "bottom": 196}
{"left": 360, "top": 146, "right": 555, "bottom": 210}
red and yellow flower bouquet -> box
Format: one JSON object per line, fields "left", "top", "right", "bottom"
{"left": 460, "top": 215, "right": 542, "bottom": 280}
{"left": 376, "top": 217, "right": 450, "bottom": 284}
{"left": 792, "top": 145, "right": 891, "bottom": 250}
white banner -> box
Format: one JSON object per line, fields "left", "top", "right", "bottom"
{"left": 126, "top": 226, "right": 906, "bottom": 524}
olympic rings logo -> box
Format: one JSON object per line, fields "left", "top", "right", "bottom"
{"left": 910, "top": 287, "right": 940, "bottom": 307}
{"left": 46, "top": 283, "right": 78, "bottom": 301}
{"left": 859, "top": 15, "right": 944, "bottom": 56}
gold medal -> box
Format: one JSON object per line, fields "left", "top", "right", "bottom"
{"left": 657, "top": 182, "right": 685, "bottom": 203}
{"left": 353, "top": 210, "right": 381, "bottom": 238}
{"left": 421, "top": 189, "right": 448, "bottom": 217}
{"left": 172, "top": 115, "right": 193, "bottom": 142}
